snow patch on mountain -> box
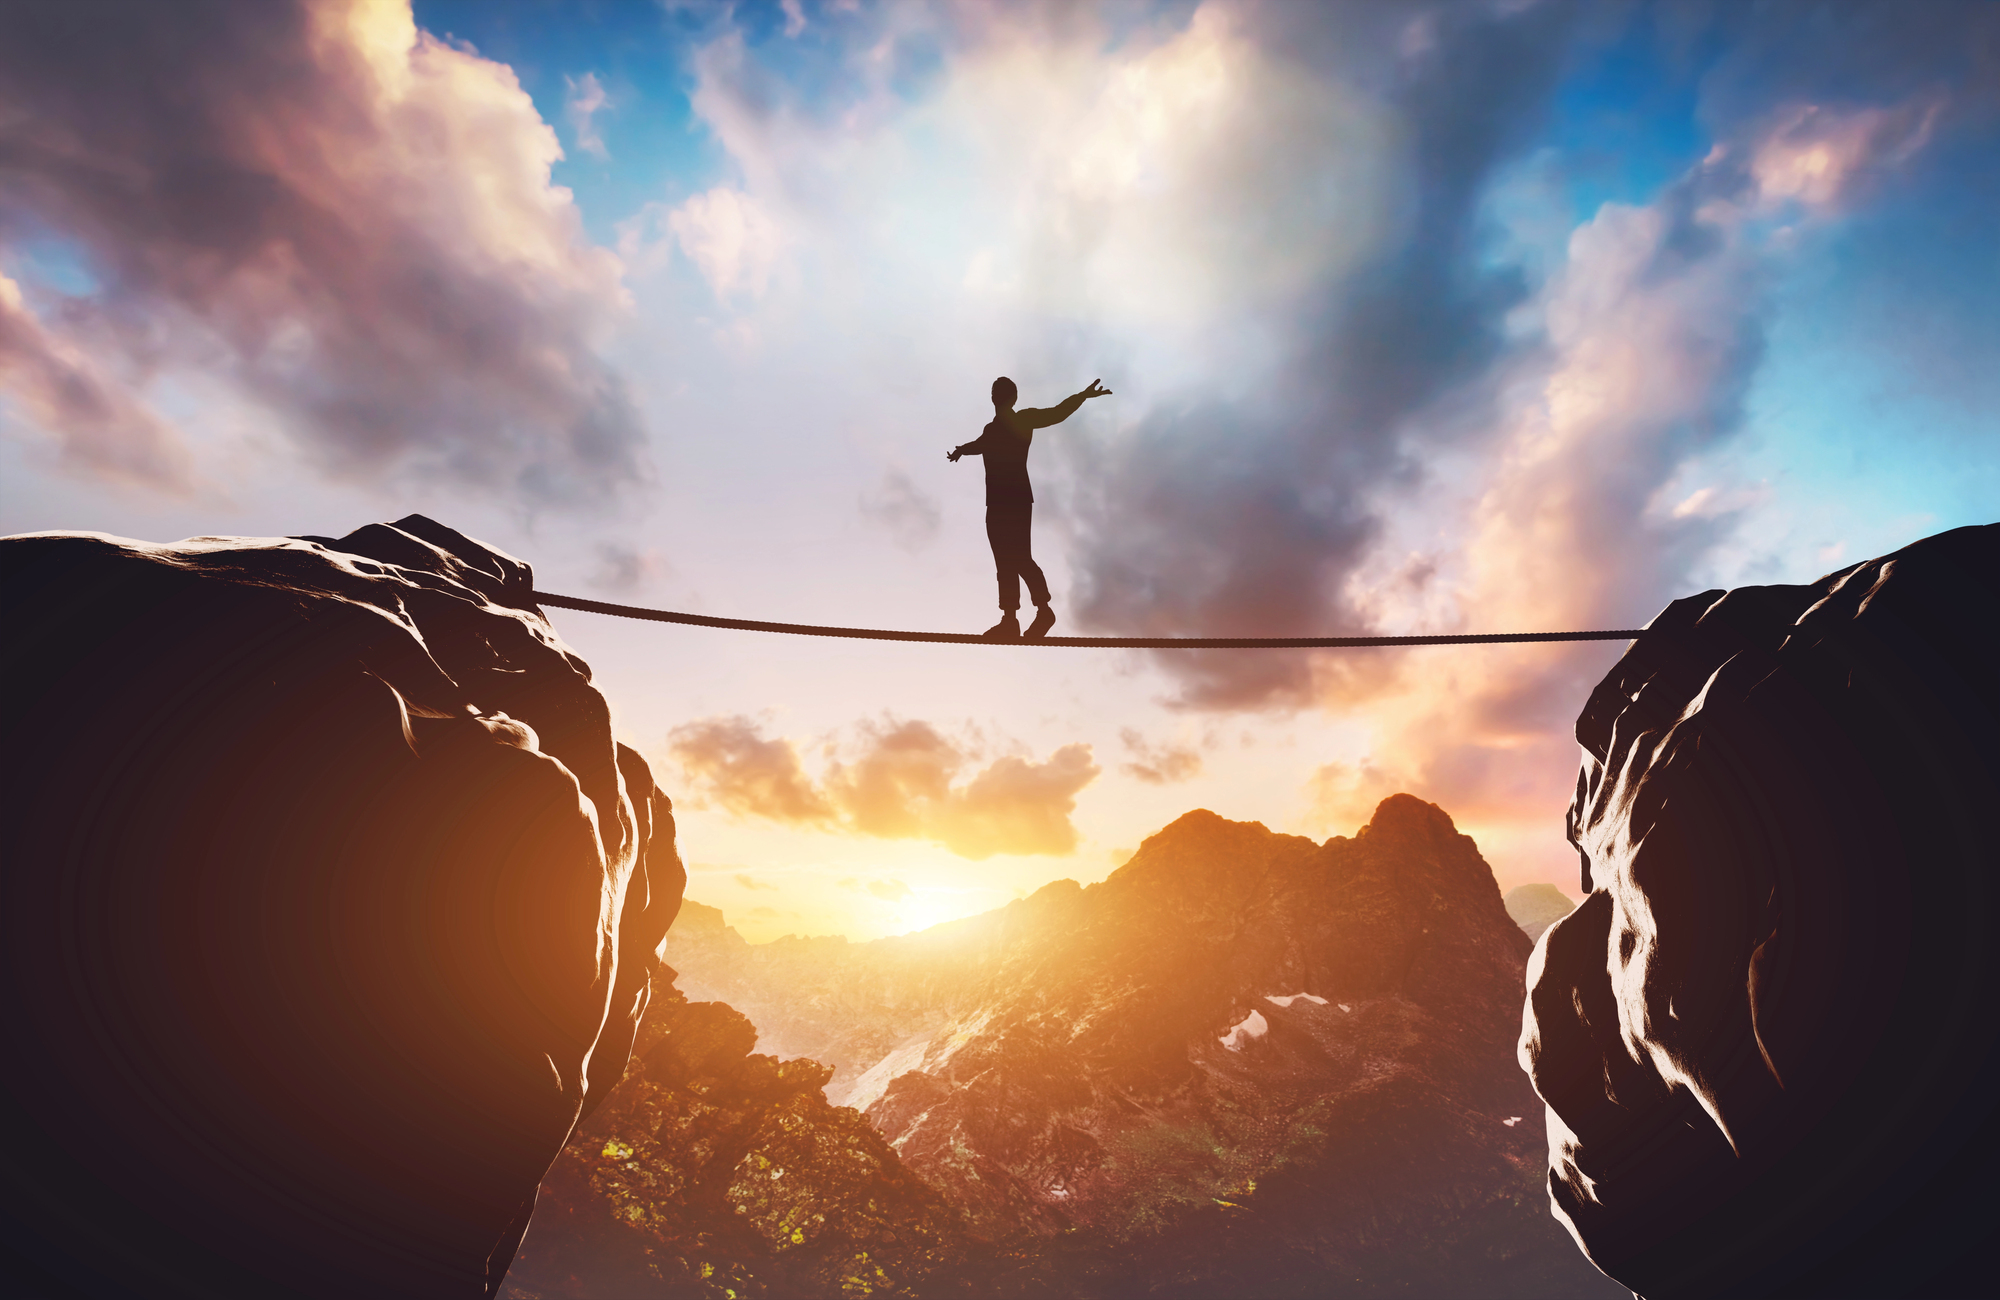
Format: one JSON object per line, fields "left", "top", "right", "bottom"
{"left": 1220, "top": 1009, "right": 1270, "bottom": 1052}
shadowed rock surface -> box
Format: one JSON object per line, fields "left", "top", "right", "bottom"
{"left": 1521, "top": 523, "right": 2000, "bottom": 1298}
{"left": 0, "top": 517, "right": 682, "bottom": 1298}
{"left": 665, "top": 798, "right": 1628, "bottom": 1298}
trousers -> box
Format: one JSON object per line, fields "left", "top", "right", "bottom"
{"left": 985, "top": 501, "right": 1049, "bottom": 611}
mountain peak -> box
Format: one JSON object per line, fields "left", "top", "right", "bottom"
{"left": 1356, "top": 792, "right": 1460, "bottom": 841}
{"left": 1150, "top": 807, "right": 1255, "bottom": 839}
{"left": 1104, "top": 808, "right": 1311, "bottom": 902}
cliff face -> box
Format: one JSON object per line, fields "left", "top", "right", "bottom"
{"left": 669, "top": 797, "right": 1627, "bottom": 1298}
{"left": 0, "top": 518, "right": 681, "bottom": 1298}
{"left": 1522, "top": 523, "right": 2000, "bottom": 1298}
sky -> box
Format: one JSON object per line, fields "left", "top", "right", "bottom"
{"left": 3, "top": 0, "right": 1995, "bottom": 942}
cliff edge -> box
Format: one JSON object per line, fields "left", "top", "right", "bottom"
{"left": 1522, "top": 523, "right": 2000, "bottom": 1297}
{"left": 0, "top": 517, "right": 683, "bottom": 1298}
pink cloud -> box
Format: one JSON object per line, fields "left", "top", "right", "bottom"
{"left": 1744, "top": 99, "right": 1942, "bottom": 213}
{"left": 669, "top": 714, "right": 1100, "bottom": 860}
{"left": 0, "top": 271, "right": 194, "bottom": 491}
{"left": 0, "top": 0, "right": 645, "bottom": 503}
{"left": 1309, "top": 150, "right": 1809, "bottom": 878}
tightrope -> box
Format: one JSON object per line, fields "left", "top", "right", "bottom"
{"left": 530, "top": 591, "right": 1642, "bottom": 649}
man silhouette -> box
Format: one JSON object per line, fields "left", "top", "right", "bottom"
{"left": 948, "top": 376, "right": 1112, "bottom": 639}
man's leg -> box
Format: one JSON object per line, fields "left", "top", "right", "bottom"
{"left": 986, "top": 506, "right": 1025, "bottom": 610}
{"left": 1012, "top": 505, "right": 1056, "bottom": 639}
{"left": 983, "top": 506, "right": 1022, "bottom": 638}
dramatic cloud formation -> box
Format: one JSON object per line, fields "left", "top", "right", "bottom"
{"left": 0, "top": 0, "right": 645, "bottom": 502}
{"left": 1060, "top": 0, "right": 1578, "bottom": 709}
{"left": 1059, "top": 0, "right": 1997, "bottom": 723}
{"left": 8, "top": 0, "right": 1990, "bottom": 930}
{"left": 668, "top": 714, "right": 1099, "bottom": 859}
{"left": 610, "top": 0, "right": 1966, "bottom": 887}
{"left": 1300, "top": 3, "right": 1994, "bottom": 854}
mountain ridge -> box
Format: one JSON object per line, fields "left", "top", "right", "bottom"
{"left": 662, "top": 795, "right": 1624, "bottom": 1297}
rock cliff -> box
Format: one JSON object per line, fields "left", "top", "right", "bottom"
{"left": 668, "top": 798, "right": 1627, "bottom": 1298}
{"left": 1522, "top": 523, "right": 2000, "bottom": 1297}
{"left": 0, "top": 518, "right": 681, "bottom": 1298}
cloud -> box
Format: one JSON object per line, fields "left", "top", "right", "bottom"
{"left": 565, "top": 71, "right": 611, "bottom": 160}
{"left": 0, "top": 0, "right": 645, "bottom": 504}
{"left": 0, "top": 271, "right": 194, "bottom": 490}
{"left": 667, "top": 715, "right": 837, "bottom": 823}
{"left": 1743, "top": 101, "right": 1938, "bottom": 211}
{"left": 666, "top": 185, "right": 785, "bottom": 301}
{"left": 668, "top": 714, "right": 1100, "bottom": 859}
{"left": 733, "top": 873, "right": 777, "bottom": 892}
{"left": 1054, "top": 1, "right": 1992, "bottom": 729}
{"left": 1301, "top": 79, "right": 1965, "bottom": 853}
{"left": 860, "top": 470, "right": 942, "bottom": 551}
{"left": 1118, "top": 727, "right": 1201, "bottom": 784}
{"left": 1690, "top": 1, "right": 2000, "bottom": 128}
{"left": 824, "top": 718, "right": 959, "bottom": 838}
{"left": 588, "top": 541, "right": 670, "bottom": 594}
{"left": 823, "top": 718, "right": 1099, "bottom": 858}
{"left": 933, "top": 742, "right": 1098, "bottom": 858}
{"left": 1059, "top": 0, "right": 1581, "bottom": 709}
{"left": 951, "top": 3, "right": 1396, "bottom": 328}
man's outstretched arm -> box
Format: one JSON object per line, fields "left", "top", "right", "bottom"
{"left": 1022, "top": 378, "right": 1112, "bottom": 429}
{"left": 947, "top": 430, "right": 989, "bottom": 462}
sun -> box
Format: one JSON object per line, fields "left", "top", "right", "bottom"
{"left": 890, "top": 891, "right": 978, "bottom": 937}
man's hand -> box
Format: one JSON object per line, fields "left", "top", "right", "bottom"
{"left": 1080, "top": 378, "right": 1112, "bottom": 400}
{"left": 947, "top": 447, "right": 963, "bottom": 462}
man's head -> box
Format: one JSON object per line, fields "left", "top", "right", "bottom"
{"left": 991, "top": 376, "right": 1017, "bottom": 409}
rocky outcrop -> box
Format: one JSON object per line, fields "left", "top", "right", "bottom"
{"left": 1521, "top": 524, "right": 2000, "bottom": 1298}
{"left": 1505, "top": 883, "right": 1577, "bottom": 942}
{"left": 0, "top": 518, "right": 681, "bottom": 1298}
{"left": 668, "top": 798, "right": 1628, "bottom": 1298}
{"left": 500, "top": 978, "right": 995, "bottom": 1299}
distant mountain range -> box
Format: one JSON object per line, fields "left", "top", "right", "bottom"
{"left": 621, "top": 795, "right": 1623, "bottom": 1298}
{"left": 1504, "top": 883, "right": 1578, "bottom": 943}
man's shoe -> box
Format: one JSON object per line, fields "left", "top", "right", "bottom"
{"left": 982, "top": 614, "right": 1021, "bottom": 640}
{"left": 1024, "top": 605, "right": 1056, "bottom": 640}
